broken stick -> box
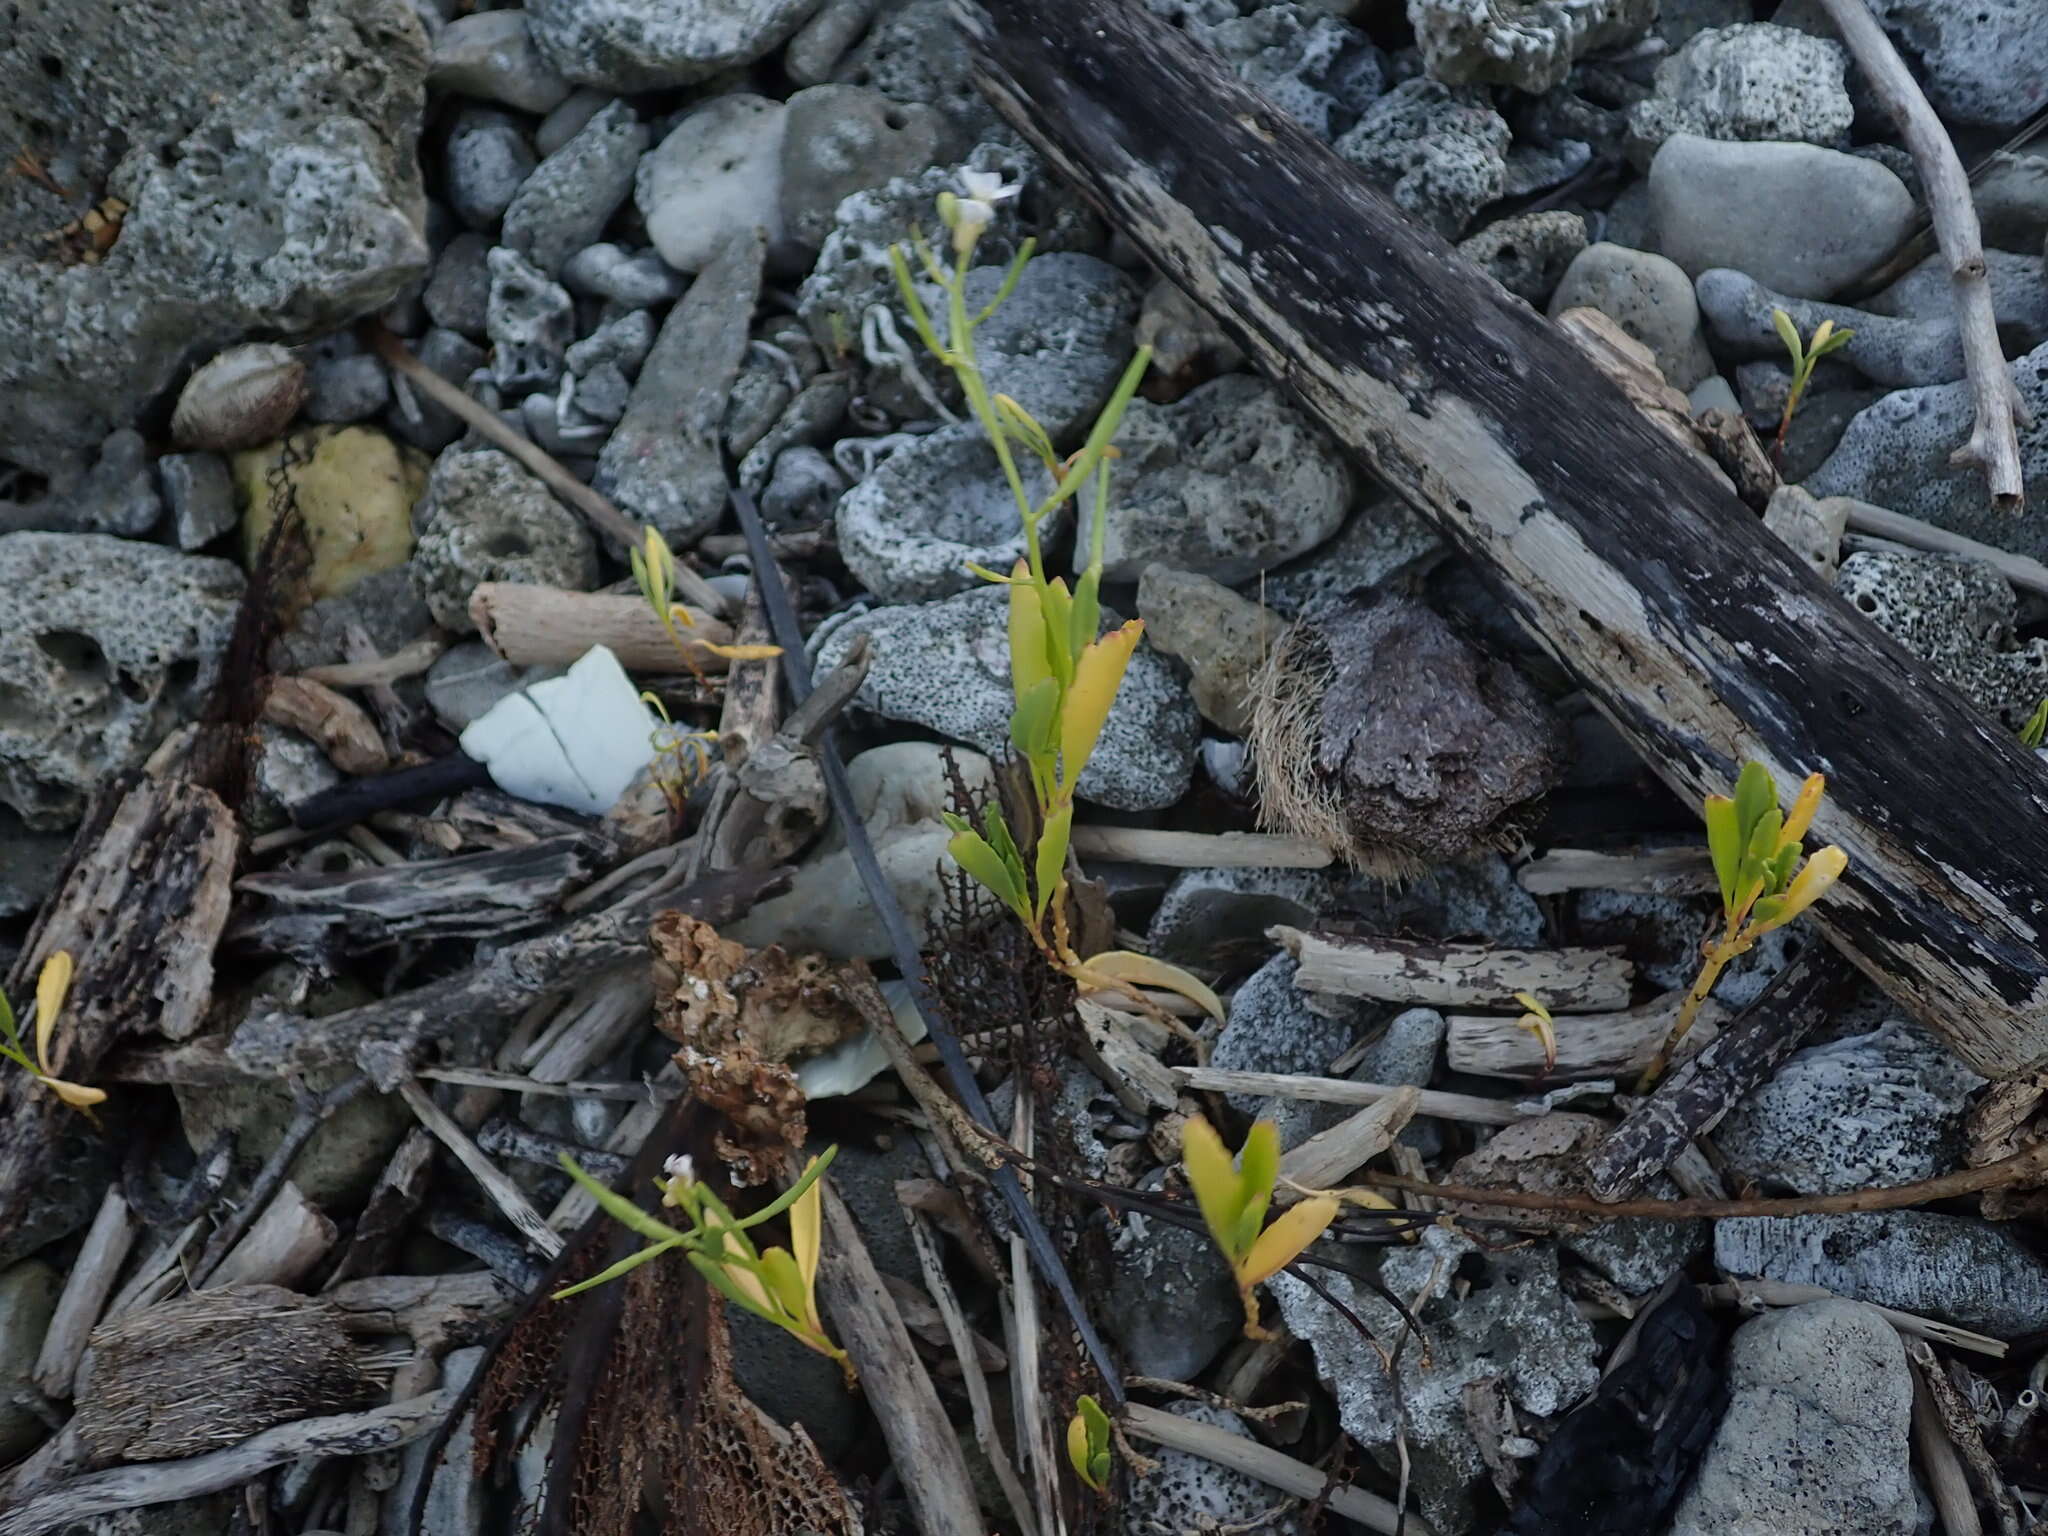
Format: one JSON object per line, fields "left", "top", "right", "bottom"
{"left": 959, "top": 0, "right": 2048, "bottom": 1077}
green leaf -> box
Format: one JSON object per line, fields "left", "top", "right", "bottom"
{"left": 1046, "top": 346, "right": 1153, "bottom": 511}
{"left": 730, "top": 1144, "right": 839, "bottom": 1231}
{"left": 1703, "top": 795, "right": 1741, "bottom": 912}
{"left": 947, "top": 828, "right": 1028, "bottom": 918}
{"left": 1009, "top": 675, "right": 1062, "bottom": 764}
{"left": 1750, "top": 895, "right": 1786, "bottom": 928}
{"left": 1040, "top": 579, "right": 1075, "bottom": 685}
{"left": 994, "top": 393, "right": 1059, "bottom": 475}
{"left": 981, "top": 801, "right": 1030, "bottom": 895}
{"left": 1763, "top": 841, "right": 1801, "bottom": 896}
{"left": 557, "top": 1155, "right": 692, "bottom": 1247}
{"left": 2021, "top": 698, "right": 2048, "bottom": 748}
{"left": 1035, "top": 802, "right": 1072, "bottom": 920}
{"left": 1810, "top": 326, "right": 1854, "bottom": 358}
{"left": 1732, "top": 762, "right": 1776, "bottom": 849}
{"left": 1068, "top": 566, "right": 1102, "bottom": 667}
{"left": 1231, "top": 1121, "right": 1279, "bottom": 1255}
{"left": 553, "top": 1236, "right": 685, "bottom": 1300}
{"left": 1772, "top": 308, "right": 1803, "bottom": 368}
{"left": 939, "top": 810, "right": 971, "bottom": 835}
{"left": 972, "top": 239, "right": 1036, "bottom": 326}
{"left": 687, "top": 1250, "right": 782, "bottom": 1326}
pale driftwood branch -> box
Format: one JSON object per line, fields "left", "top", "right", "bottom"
{"left": 1076, "top": 999, "right": 1181, "bottom": 1114}
{"left": 206, "top": 1182, "right": 336, "bottom": 1289}
{"left": 957, "top": 0, "right": 2048, "bottom": 1077}
{"left": 1177, "top": 1067, "right": 1532, "bottom": 1127}
{"left": 1004, "top": 1084, "right": 1061, "bottom": 1536}
{"left": 299, "top": 635, "right": 449, "bottom": 691}
{"left": 906, "top": 1212, "right": 1038, "bottom": 1536}
{"left": 1124, "top": 1401, "right": 1431, "bottom": 1536}
{"left": 32, "top": 1189, "right": 137, "bottom": 1399}
{"left": 0, "top": 1392, "right": 456, "bottom": 1536}
{"left": 1700, "top": 1280, "right": 2007, "bottom": 1358}
{"left": 1838, "top": 498, "right": 2048, "bottom": 598}
{"left": 415, "top": 1065, "right": 673, "bottom": 1101}
{"left": 396, "top": 1080, "right": 563, "bottom": 1260}
{"left": 262, "top": 675, "right": 390, "bottom": 775}
{"left": 1273, "top": 926, "right": 1633, "bottom": 1011}
{"left": 816, "top": 1184, "right": 984, "bottom": 1536}
{"left": 1446, "top": 991, "right": 1727, "bottom": 1081}
{"left": 1276, "top": 1087, "right": 1419, "bottom": 1191}
{"left": 1068, "top": 826, "right": 1334, "bottom": 868}
{"left": 364, "top": 324, "right": 732, "bottom": 619}
{"left": 325, "top": 1271, "right": 516, "bottom": 1353}
{"left": 1514, "top": 848, "right": 1716, "bottom": 898}
{"left": 1813, "top": 0, "right": 2029, "bottom": 512}
{"left": 1912, "top": 1365, "right": 1987, "bottom": 1536}
{"left": 468, "top": 582, "right": 736, "bottom": 673}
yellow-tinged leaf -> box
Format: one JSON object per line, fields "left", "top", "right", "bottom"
{"left": 33, "top": 950, "right": 72, "bottom": 1073}
{"left": 1035, "top": 801, "right": 1072, "bottom": 920}
{"left": 759, "top": 1246, "right": 814, "bottom": 1328}
{"left": 1752, "top": 845, "right": 1847, "bottom": 931}
{"left": 791, "top": 1161, "right": 823, "bottom": 1293}
{"left": 44, "top": 1077, "right": 106, "bottom": 1109}
{"left": 1008, "top": 569, "right": 1050, "bottom": 702}
{"left": 1239, "top": 1195, "right": 1339, "bottom": 1285}
{"left": 1067, "top": 1407, "right": 1096, "bottom": 1488}
{"left": 700, "top": 642, "right": 784, "bottom": 661}
{"left": 1181, "top": 1116, "right": 1246, "bottom": 1258}
{"left": 1059, "top": 621, "right": 1141, "bottom": 792}
{"left": 1777, "top": 773, "right": 1825, "bottom": 850}
{"left": 1073, "top": 949, "right": 1224, "bottom": 1021}
{"left": 1235, "top": 1121, "right": 1279, "bottom": 1244}
{"left": 716, "top": 1233, "right": 777, "bottom": 1316}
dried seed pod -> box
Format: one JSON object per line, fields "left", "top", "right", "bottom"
{"left": 171, "top": 343, "right": 308, "bottom": 451}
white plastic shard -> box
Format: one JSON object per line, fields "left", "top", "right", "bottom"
{"left": 796, "top": 979, "right": 930, "bottom": 1100}
{"left": 459, "top": 644, "right": 656, "bottom": 815}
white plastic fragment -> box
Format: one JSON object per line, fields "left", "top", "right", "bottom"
{"left": 796, "top": 979, "right": 929, "bottom": 1100}
{"left": 459, "top": 644, "right": 655, "bottom": 815}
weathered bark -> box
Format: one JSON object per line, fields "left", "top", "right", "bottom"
{"left": 1275, "top": 925, "right": 1633, "bottom": 1011}
{"left": 957, "top": 0, "right": 2048, "bottom": 1078}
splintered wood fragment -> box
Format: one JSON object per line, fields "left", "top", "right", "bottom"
{"left": 31, "top": 1188, "right": 137, "bottom": 1400}
{"left": 1177, "top": 1067, "right": 1532, "bottom": 1127}
{"left": 1273, "top": 926, "right": 1633, "bottom": 1011}
{"left": 299, "top": 634, "right": 448, "bottom": 690}
{"left": 1515, "top": 848, "right": 1716, "bottom": 897}
{"left": 325, "top": 1271, "right": 516, "bottom": 1352}
{"left": 815, "top": 1183, "right": 982, "bottom": 1536}
{"left": 1076, "top": 999, "right": 1181, "bottom": 1113}
{"left": 469, "top": 582, "right": 736, "bottom": 673}
{"left": 1447, "top": 991, "right": 1728, "bottom": 1081}
{"left": 262, "top": 675, "right": 390, "bottom": 775}
{"left": 1068, "top": 826, "right": 1334, "bottom": 868}
{"left": 0, "top": 1393, "right": 456, "bottom": 1536}
{"left": 1585, "top": 946, "right": 1858, "bottom": 1200}
{"left": 958, "top": 0, "right": 2048, "bottom": 1077}
{"left": 1277, "top": 1087, "right": 1420, "bottom": 1192}
{"left": 397, "top": 1080, "right": 563, "bottom": 1259}
{"left": 206, "top": 1182, "right": 337, "bottom": 1288}
{"left": 1125, "top": 1402, "right": 1432, "bottom": 1536}
{"left": 1813, "top": 0, "right": 2029, "bottom": 512}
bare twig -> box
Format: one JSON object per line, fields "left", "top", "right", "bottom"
{"left": 1913, "top": 1363, "right": 1986, "bottom": 1536}
{"left": 1177, "top": 1066, "right": 1535, "bottom": 1127}
{"left": 1700, "top": 1279, "right": 2008, "bottom": 1357}
{"left": 1514, "top": 847, "right": 1715, "bottom": 897}
{"left": 1837, "top": 499, "right": 2048, "bottom": 597}
{"left": 1814, "top": 0, "right": 2030, "bottom": 510}
{"left": 31, "top": 1189, "right": 137, "bottom": 1398}
{"left": 1067, "top": 826, "right": 1334, "bottom": 868}
{"left": 396, "top": 1079, "right": 563, "bottom": 1259}
{"left": 468, "top": 583, "right": 736, "bottom": 673}
{"left": 206, "top": 1181, "right": 336, "bottom": 1288}
{"left": 299, "top": 635, "right": 449, "bottom": 691}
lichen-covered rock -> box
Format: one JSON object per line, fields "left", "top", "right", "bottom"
{"left": 1831, "top": 550, "right": 2048, "bottom": 728}
{"left": 1410, "top": 0, "right": 1654, "bottom": 94}
{"left": 500, "top": 98, "right": 647, "bottom": 276}
{"left": 1458, "top": 209, "right": 1588, "bottom": 305}
{"left": 955, "top": 253, "right": 1142, "bottom": 440}
{"left": 780, "top": 85, "right": 956, "bottom": 253}
{"left": 1104, "top": 1215, "right": 1241, "bottom": 1384}
{"left": 409, "top": 448, "right": 598, "bottom": 631}
{"left": 1213, "top": 952, "right": 1368, "bottom": 1148}
{"left": 1624, "top": 24, "right": 1852, "bottom": 167}
{"left": 1275, "top": 1225, "right": 1600, "bottom": 1534}
{"left": 1253, "top": 590, "right": 1565, "bottom": 869}
{"left": 1697, "top": 269, "right": 1981, "bottom": 389}
{"left": 1649, "top": 136, "right": 1916, "bottom": 300}
{"left": 1669, "top": 1301, "right": 1915, "bottom": 1536}
{"left": 1807, "top": 343, "right": 2048, "bottom": 557}
{"left": 1076, "top": 375, "right": 1355, "bottom": 585}
{"left": 1149, "top": 0, "right": 1387, "bottom": 142}
{"left": 832, "top": 0, "right": 1006, "bottom": 145}
{"left": 235, "top": 426, "right": 427, "bottom": 601}
{"left": 1251, "top": 493, "right": 1446, "bottom": 621}
{"left": 485, "top": 246, "right": 575, "bottom": 392}
{"left": 1335, "top": 78, "right": 1510, "bottom": 238}
{"left": 636, "top": 94, "right": 787, "bottom": 275}
{"left": 1123, "top": 1403, "right": 1305, "bottom": 1535}
{"left": 0, "top": 534, "right": 242, "bottom": 828}
{"left": 526, "top": 0, "right": 823, "bottom": 90}
{"left": 1716, "top": 1019, "right": 1983, "bottom": 1196}
{"left": 1716, "top": 1211, "right": 2048, "bottom": 1335}
{"left": 813, "top": 586, "right": 1199, "bottom": 810}
{"left": 1136, "top": 565, "right": 1283, "bottom": 737}
{"left": 1860, "top": 0, "right": 2048, "bottom": 131}
{"left": 1549, "top": 243, "right": 1714, "bottom": 390}
{"left": 442, "top": 105, "right": 535, "bottom": 230}
{"left": 0, "top": 0, "right": 429, "bottom": 477}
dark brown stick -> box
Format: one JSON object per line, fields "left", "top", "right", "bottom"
{"left": 1585, "top": 946, "right": 1860, "bottom": 1200}
{"left": 956, "top": 0, "right": 2048, "bottom": 1078}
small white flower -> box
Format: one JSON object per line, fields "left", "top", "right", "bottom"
{"left": 950, "top": 168, "right": 1022, "bottom": 254}
{"left": 664, "top": 1153, "right": 695, "bottom": 1183}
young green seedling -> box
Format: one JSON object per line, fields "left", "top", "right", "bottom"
{"left": 1771, "top": 308, "right": 1854, "bottom": 465}
{"left": 1067, "top": 1394, "right": 1114, "bottom": 1494}
{"left": 1182, "top": 1116, "right": 1339, "bottom": 1338}
{"left": 0, "top": 951, "right": 104, "bottom": 1111}
{"left": 1637, "top": 762, "right": 1847, "bottom": 1090}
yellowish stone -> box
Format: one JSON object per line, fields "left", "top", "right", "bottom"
{"left": 234, "top": 426, "right": 428, "bottom": 600}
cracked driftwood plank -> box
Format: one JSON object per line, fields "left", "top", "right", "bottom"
{"left": 1274, "top": 926, "right": 1633, "bottom": 1011}
{"left": 1447, "top": 990, "right": 1728, "bottom": 1081}
{"left": 958, "top": 0, "right": 2048, "bottom": 1078}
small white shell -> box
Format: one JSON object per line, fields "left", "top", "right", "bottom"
{"left": 170, "top": 343, "right": 308, "bottom": 451}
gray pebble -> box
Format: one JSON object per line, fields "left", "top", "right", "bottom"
{"left": 1834, "top": 549, "right": 2048, "bottom": 728}
{"left": 1334, "top": 77, "right": 1509, "bottom": 239}
{"left": 566, "top": 308, "right": 657, "bottom": 378}
{"left": 830, "top": 0, "right": 1005, "bottom": 145}
{"left": 956, "top": 251, "right": 1141, "bottom": 440}
{"left": 443, "top": 106, "right": 536, "bottom": 231}
{"left": 1624, "top": 23, "right": 1852, "bottom": 168}
{"left": 1213, "top": 952, "right": 1367, "bottom": 1147}
{"left": 486, "top": 247, "right": 576, "bottom": 393}
{"left": 1458, "top": 209, "right": 1589, "bottom": 306}
{"left": 813, "top": 584, "right": 1200, "bottom": 811}
{"left": 1649, "top": 134, "right": 1915, "bottom": 299}
{"left": 1171, "top": 2, "right": 1387, "bottom": 143}
{"left": 304, "top": 350, "right": 391, "bottom": 426}
{"left": 501, "top": 99, "right": 648, "bottom": 277}
{"left": 410, "top": 448, "right": 599, "bottom": 632}
{"left": 1104, "top": 1216, "right": 1241, "bottom": 1385}
{"left": 1146, "top": 865, "right": 1333, "bottom": 970}
{"left": 387, "top": 328, "right": 486, "bottom": 454}
{"left": 1410, "top": 0, "right": 1651, "bottom": 94}
{"left": 159, "top": 452, "right": 238, "bottom": 551}
{"left": 559, "top": 244, "right": 686, "bottom": 307}
{"left": 1862, "top": 248, "right": 2048, "bottom": 339}
{"left": 1136, "top": 565, "right": 1281, "bottom": 738}
{"left": 525, "top": 0, "right": 822, "bottom": 91}
{"left": 787, "top": 0, "right": 877, "bottom": 85}
{"left": 425, "top": 638, "right": 538, "bottom": 731}
{"left": 1856, "top": 0, "right": 2048, "bottom": 130}
{"left": 519, "top": 389, "right": 610, "bottom": 457}
{"left": 535, "top": 87, "right": 611, "bottom": 157}
{"left": 1251, "top": 491, "right": 1446, "bottom": 620}
{"left": 760, "top": 444, "right": 846, "bottom": 526}
{"left": 1125, "top": 1403, "right": 1305, "bottom": 1534}
{"left": 1549, "top": 242, "right": 1715, "bottom": 390}
{"left": 423, "top": 230, "right": 493, "bottom": 339}
{"left": 779, "top": 84, "right": 955, "bottom": 253}
{"left": 429, "top": 10, "right": 573, "bottom": 115}
{"left": 571, "top": 362, "right": 631, "bottom": 423}
{"left": 637, "top": 94, "right": 787, "bottom": 275}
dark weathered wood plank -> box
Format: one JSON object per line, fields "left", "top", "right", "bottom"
{"left": 958, "top": 0, "right": 2048, "bottom": 1076}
